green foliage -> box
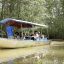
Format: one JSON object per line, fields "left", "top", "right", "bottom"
{"left": 45, "top": 0, "right": 64, "bottom": 39}
{"left": 0, "top": 0, "right": 64, "bottom": 39}
{"left": 0, "top": 0, "right": 46, "bottom": 23}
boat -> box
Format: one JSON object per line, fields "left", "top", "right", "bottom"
{"left": 0, "top": 18, "right": 50, "bottom": 48}
{"left": 0, "top": 38, "right": 50, "bottom": 48}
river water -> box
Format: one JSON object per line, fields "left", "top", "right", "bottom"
{"left": 42, "top": 46, "right": 64, "bottom": 64}
{"left": 1, "top": 41, "right": 64, "bottom": 64}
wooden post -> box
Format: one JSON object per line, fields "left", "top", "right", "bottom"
{"left": 1, "top": 24, "right": 3, "bottom": 37}
{"left": 40, "top": 27, "right": 42, "bottom": 35}
{"left": 47, "top": 28, "right": 49, "bottom": 39}
{"left": 32, "top": 25, "right": 34, "bottom": 34}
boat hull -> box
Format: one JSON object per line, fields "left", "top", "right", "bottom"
{"left": 0, "top": 38, "right": 50, "bottom": 48}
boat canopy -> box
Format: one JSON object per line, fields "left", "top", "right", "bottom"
{"left": 0, "top": 18, "right": 48, "bottom": 28}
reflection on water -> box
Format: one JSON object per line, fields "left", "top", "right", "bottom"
{"left": 2, "top": 45, "right": 64, "bottom": 64}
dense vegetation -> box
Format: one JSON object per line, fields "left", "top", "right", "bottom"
{"left": 0, "top": 0, "right": 64, "bottom": 39}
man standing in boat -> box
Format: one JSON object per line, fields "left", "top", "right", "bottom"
{"left": 6, "top": 22, "right": 14, "bottom": 39}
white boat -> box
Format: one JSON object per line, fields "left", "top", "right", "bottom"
{"left": 0, "top": 38, "right": 50, "bottom": 48}
{"left": 0, "top": 18, "right": 49, "bottom": 48}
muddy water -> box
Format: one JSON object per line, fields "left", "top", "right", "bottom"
{"left": 0, "top": 45, "right": 49, "bottom": 64}
{"left": 1, "top": 42, "right": 64, "bottom": 64}
{"left": 42, "top": 46, "right": 64, "bottom": 64}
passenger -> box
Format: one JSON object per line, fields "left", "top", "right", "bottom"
{"left": 42, "top": 34, "right": 45, "bottom": 39}
{"left": 34, "top": 31, "right": 40, "bottom": 41}
{"left": 31, "top": 34, "right": 36, "bottom": 40}
{"left": 6, "top": 24, "right": 14, "bottom": 39}
{"left": 40, "top": 34, "right": 48, "bottom": 42}
{"left": 15, "top": 32, "right": 20, "bottom": 39}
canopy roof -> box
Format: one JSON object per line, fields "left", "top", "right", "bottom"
{"left": 0, "top": 18, "right": 48, "bottom": 28}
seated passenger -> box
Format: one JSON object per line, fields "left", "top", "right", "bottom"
{"left": 40, "top": 35, "right": 48, "bottom": 42}
{"left": 33, "top": 31, "right": 40, "bottom": 41}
